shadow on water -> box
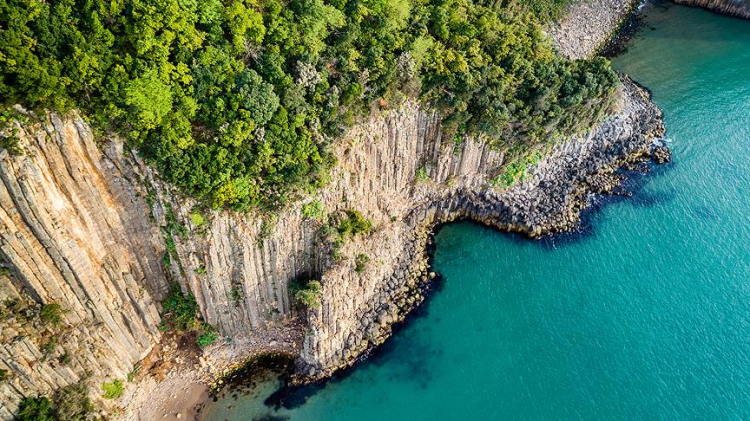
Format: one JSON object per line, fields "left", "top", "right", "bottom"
{"left": 265, "top": 274, "right": 448, "bottom": 411}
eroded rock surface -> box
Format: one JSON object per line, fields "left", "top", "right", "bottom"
{"left": 551, "top": 0, "right": 640, "bottom": 59}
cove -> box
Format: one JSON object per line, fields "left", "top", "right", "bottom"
{"left": 202, "top": 4, "right": 750, "bottom": 419}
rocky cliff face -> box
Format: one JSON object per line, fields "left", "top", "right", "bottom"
{"left": 0, "top": 1, "right": 670, "bottom": 417}
{"left": 298, "top": 76, "right": 665, "bottom": 378}
{"left": 0, "top": 115, "right": 164, "bottom": 417}
{"left": 674, "top": 0, "right": 750, "bottom": 18}
{"left": 0, "top": 112, "right": 314, "bottom": 417}
{"left": 0, "top": 76, "right": 663, "bottom": 418}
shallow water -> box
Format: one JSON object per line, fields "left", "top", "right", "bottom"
{"left": 202, "top": 4, "right": 750, "bottom": 420}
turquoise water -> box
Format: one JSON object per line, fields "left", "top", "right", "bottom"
{"left": 203, "top": 4, "right": 750, "bottom": 420}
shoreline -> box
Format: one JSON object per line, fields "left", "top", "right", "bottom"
{"left": 196, "top": 78, "right": 669, "bottom": 416}
{"left": 0, "top": 1, "right": 670, "bottom": 419}
{"left": 198, "top": 127, "right": 673, "bottom": 415}
{"left": 153, "top": 2, "right": 671, "bottom": 418}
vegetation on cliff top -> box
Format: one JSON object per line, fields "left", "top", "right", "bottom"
{"left": 0, "top": 0, "right": 616, "bottom": 210}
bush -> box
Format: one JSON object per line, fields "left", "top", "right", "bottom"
{"left": 301, "top": 200, "right": 325, "bottom": 220}
{"left": 16, "top": 397, "right": 54, "bottom": 421}
{"left": 337, "top": 210, "right": 374, "bottom": 238}
{"left": 0, "top": 368, "right": 7, "bottom": 381}
{"left": 160, "top": 283, "right": 219, "bottom": 348}
{"left": 160, "top": 283, "right": 201, "bottom": 332}
{"left": 39, "top": 303, "right": 63, "bottom": 327}
{"left": 189, "top": 210, "right": 207, "bottom": 228}
{"left": 197, "top": 330, "right": 219, "bottom": 348}
{"left": 355, "top": 254, "right": 370, "bottom": 273}
{"left": 294, "top": 281, "right": 322, "bottom": 308}
{"left": 41, "top": 337, "right": 57, "bottom": 359}
{"left": 0, "top": 108, "right": 25, "bottom": 156}
{"left": 54, "top": 382, "right": 94, "bottom": 420}
{"left": 228, "top": 286, "right": 244, "bottom": 303}
{"left": 101, "top": 379, "right": 124, "bottom": 399}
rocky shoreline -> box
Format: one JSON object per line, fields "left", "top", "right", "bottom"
{"left": 296, "top": 73, "right": 666, "bottom": 381}
{"left": 0, "top": 1, "right": 671, "bottom": 419}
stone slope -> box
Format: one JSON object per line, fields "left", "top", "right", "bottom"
{"left": 551, "top": 0, "right": 640, "bottom": 59}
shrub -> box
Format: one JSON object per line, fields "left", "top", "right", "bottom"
{"left": 294, "top": 281, "right": 322, "bottom": 308}
{"left": 16, "top": 397, "right": 54, "bottom": 421}
{"left": 0, "top": 109, "right": 24, "bottom": 156}
{"left": 101, "top": 379, "right": 124, "bottom": 399}
{"left": 160, "top": 283, "right": 201, "bottom": 332}
{"left": 228, "top": 286, "right": 244, "bottom": 303}
{"left": 355, "top": 254, "right": 370, "bottom": 273}
{"left": 41, "top": 337, "right": 57, "bottom": 359}
{"left": 127, "top": 364, "right": 141, "bottom": 383}
{"left": 0, "top": 368, "right": 7, "bottom": 381}
{"left": 58, "top": 353, "right": 71, "bottom": 365}
{"left": 337, "top": 210, "right": 373, "bottom": 238}
{"left": 160, "top": 283, "right": 219, "bottom": 349}
{"left": 39, "top": 303, "right": 63, "bottom": 327}
{"left": 197, "top": 330, "right": 219, "bottom": 348}
{"left": 54, "top": 382, "right": 94, "bottom": 420}
{"left": 0, "top": 267, "right": 10, "bottom": 277}
{"left": 301, "top": 200, "right": 325, "bottom": 220}
{"left": 189, "top": 210, "right": 207, "bottom": 228}
{"left": 415, "top": 167, "right": 429, "bottom": 182}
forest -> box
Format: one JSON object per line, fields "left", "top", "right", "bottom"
{"left": 0, "top": 0, "right": 619, "bottom": 210}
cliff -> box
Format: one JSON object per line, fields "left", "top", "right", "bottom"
{"left": 298, "top": 76, "right": 665, "bottom": 378}
{"left": 673, "top": 0, "right": 750, "bottom": 18}
{"left": 0, "top": 0, "right": 670, "bottom": 418}
{"left": 0, "top": 74, "right": 664, "bottom": 418}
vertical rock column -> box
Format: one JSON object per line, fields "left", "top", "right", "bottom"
{"left": 0, "top": 114, "right": 164, "bottom": 416}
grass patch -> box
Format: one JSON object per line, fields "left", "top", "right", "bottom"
{"left": 301, "top": 200, "right": 325, "bottom": 220}
{"left": 101, "top": 379, "right": 124, "bottom": 399}
{"left": 197, "top": 330, "right": 219, "bottom": 348}
{"left": 490, "top": 150, "right": 544, "bottom": 188}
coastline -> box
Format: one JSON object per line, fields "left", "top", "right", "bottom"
{"left": 132, "top": 1, "right": 669, "bottom": 419}
{"left": 0, "top": 1, "right": 670, "bottom": 419}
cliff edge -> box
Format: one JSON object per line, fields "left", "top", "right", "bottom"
{"left": 0, "top": 0, "right": 671, "bottom": 418}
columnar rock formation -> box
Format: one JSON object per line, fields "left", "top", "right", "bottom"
{"left": 674, "top": 0, "right": 750, "bottom": 19}
{"left": 0, "top": 0, "right": 681, "bottom": 418}
{"left": 0, "top": 73, "right": 663, "bottom": 417}
{"left": 298, "top": 76, "right": 665, "bottom": 378}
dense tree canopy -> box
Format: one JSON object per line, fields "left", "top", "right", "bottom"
{"left": 0, "top": 0, "right": 618, "bottom": 210}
